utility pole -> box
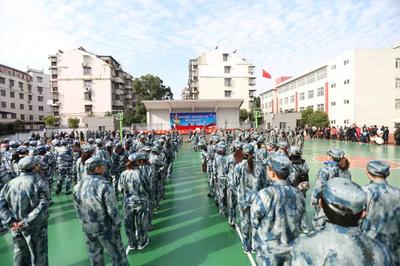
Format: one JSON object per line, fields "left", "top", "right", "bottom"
{"left": 253, "top": 108, "right": 262, "bottom": 129}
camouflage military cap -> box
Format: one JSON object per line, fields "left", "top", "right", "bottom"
{"left": 267, "top": 142, "right": 276, "bottom": 148}
{"left": 267, "top": 154, "right": 291, "bottom": 178}
{"left": 367, "top": 160, "right": 390, "bottom": 177}
{"left": 115, "top": 143, "right": 123, "bottom": 149}
{"left": 139, "top": 151, "right": 149, "bottom": 160}
{"left": 95, "top": 138, "right": 103, "bottom": 145}
{"left": 34, "top": 146, "right": 46, "bottom": 156}
{"left": 9, "top": 141, "right": 18, "bottom": 148}
{"left": 85, "top": 156, "right": 106, "bottom": 172}
{"left": 233, "top": 140, "right": 243, "bottom": 150}
{"left": 288, "top": 146, "right": 302, "bottom": 156}
{"left": 18, "top": 156, "right": 41, "bottom": 171}
{"left": 141, "top": 146, "right": 152, "bottom": 152}
{"left": 16, "top": 146, "right": 29, "bottom": 154}
{"left": 61, "top": 139, "right": 68, "bottom": 146}
{"left": 242, "top": 143, "right": 254, "bottom": 155}
{"left": 128, "top": 153, "right": 140, "bottom": 162}
{"left": 216, "top": 142, "right": 227, "bottom": 152}
{"left": 151, "top": 145, "right": 161, "bottom": 153}
{"left": 29, "top": 140, "right": 37, "bottom": 146}
{"left": 277, "top": 141, "right": 289, "bottom": 149}
{"left": 87, "top": 138, "right": 95, "bottom": 144}
{"left": 322, "top": 178, "right": 366, "bottom": 214}
{"left": 82, "top": 144, "right": 95, "bottom": 153}
{"left": 105, "top": 141, "right": 113, "bottom": 148}
{"left": 327, "top": 148, "right": 345, "bottom": 160}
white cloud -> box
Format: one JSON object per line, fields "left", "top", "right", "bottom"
{"left": 0, "top": 0, "right": 399, "bottom": 97}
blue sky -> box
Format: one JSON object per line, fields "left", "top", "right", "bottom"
{"left": 0, "top": 0, "right": 399, "bottom": 98}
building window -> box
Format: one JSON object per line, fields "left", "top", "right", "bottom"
{"left": 38, "top": 96, "right": 43, "bottom": 102}
{"left": 289, "top": 82, "right": 297, "bottom": 90}
{"left": 222, "top": 53, "right": 228, "bottom": 62}
{"left": 249, "top": 78, "right": 256, "bottom": 86}
{"left": 0, "top": 77, "right": 5, "bottom": 84}
{"left": 2, "top": 113, "right": 7, "bottom": 119}
{"left": 308, "top": 90, "right": 314, "bottom": 99}
{"left": 224, "top": 78, "right": 232, "bottom": 86}
{"left": 11, "top": 113, "right": 16, "bottom": 119}
{"left": 29, "top": 115, "right": 33, "bottom": 121}
{"left": 317, "top": 87, "right": 324, "bottom": 97}
{"left": 396, "top": 58, "right": 400, "bottom": 68}
{"left": 344, "top": 79, "right": 350, "bottom": 85}
{"left": 299, "top": 92, "right": 305, "bottom": 101}
{"left": 20, "top": 104, "right": 24, "bottom": 110}
{"left": 39, "top": 115, "right": 44, "bottom": 121}
{"left": 37, "top": 76, "right": 43, "bottom": 83}
{"left": 283, "top": 85, "right": 289, "bottom": 92}
{"left": 84, "top": 80, "right": 92, "bottom": 87}
{"left": 37, "top": 86, "right": 43, "bottom": 94}
{"left": 83, "top": 67, "right": 92, "bottom": 75}
{"left": 84, "top": 92, "right": 92, "bottom": 101}
{"left": 224, "top": 90, "right": 232, "bottom": 98}
{"left": 344, "top": 59, "right": 350, "bottom": 65}
{"left": 344, "top": 119, "right": 349, "bottom": 124}
{"left": 331, "top": 83, "right": 336, "bottom": 88}
{"left": 248, "top": 66, "right": 255, "bottom": 74}
{"left": 29, "top": 105, "right": 32, "bottom": 111}
{"left": 10, "top": 91, "right": 14, "bottom": 98}
{"left": 344, "top": 99, "right": 350, "bottom": 104}
{"left": 306, "top": 73, "right": 315, "bottom": 84}
{"left": 307, "top": 105, "right": 314, "bottom": 110}
{"left": 284, "top": 97, "right": 288, "bottom": 104}
{"left": 224, "top": 66, "right": 231, "bottom": 73}
{"left": 396, "top": 99, "right": 400, "bottom": 109}
{"left": 331, "top": 120, "right": 336, "bottom": 124}
{"left": 85, "top": 105, "right": 92, "bottom": 113}
{"left": 317, "top": 104, "right": 324, "bottom": 111}
{"left": 18, "top": 82, "right": 23, "bottom": 89}
{"left": 1, "top": 102, "right": 6, "bottom": 108}
{"left": 331, "top": 65, "right": 336, "bottom": 70}
{"left": 28, "top": 95, "right": 32, "bottom": 101}
{"left": 331, "top": 101, "right": 336, "bottom": 106}
{"left": 290, "top": 95, "right": 295, "bottom": 103}
{"left": 9, "top": 79, "right": 14, "bottom": 88}
{"left": 28, "top": 84, "right": 32, "bottom": 93}
{"left": 0, "top": 90, "right": 5, "bottom": 96}
{"left": 19, "top": 93, "right": 24, "bottom": 99}
{"left": 38, "top": 106, "right": 44, "bottom": 111}
{"left": 297, "top": 78, "right": 305, "bottom": 87}
{"left": 11, "top": 103, "right": 15, "bottom": 109}
{"left": 299, "top": 107, "right": 305, "bottom": 111}
{"left": 316, "top": 69, "right": 327, "bottom": 80}
{"left": 396, "top": 78, "right": 400, "bottom": 89}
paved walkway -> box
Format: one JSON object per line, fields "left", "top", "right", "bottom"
{"left": 0, "top": 144, "right": 250, "bottom": 266}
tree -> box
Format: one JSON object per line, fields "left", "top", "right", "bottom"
{"left": 254, "top": 96, "right": 261, "bottom": 108}
{"left": 67, "top": 117, "right": 80, "bottom": 129}
{"left": 239, "top": 109, "right": 248, "bottom": 121}
{"left": 132, "top": 74, "right": 173, "bottom": 123}
{"left": 43, "top": 115, "right": 59, "bottom": 128}
{"left": 300, "top": 109, "right": 329, "bottom": 127}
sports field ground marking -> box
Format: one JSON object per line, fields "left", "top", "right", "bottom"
{"left": 235, "top": 224, "right": 257, "bottom": 266}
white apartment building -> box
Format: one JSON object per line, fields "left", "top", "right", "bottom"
{"left": 185, "top": 48, "right": 256, "bottom": 109}
{"left": 48, "top": 47, "right": 135, "bottom": 129}
{"left": 260, "top": 47, "right": 400, "bottom": 129}
{"left": 0, "top": 64, "right": 51, "bottom": 130}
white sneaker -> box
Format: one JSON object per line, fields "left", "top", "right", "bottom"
{"left": 126, "top": 245, "right": 135, "bottom": 256}
{"left": 138, "top": 240, "right": 149, "bottom": 250}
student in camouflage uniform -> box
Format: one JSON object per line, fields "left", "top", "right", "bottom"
{"left": 311, "top": 148, "right": 351, "bottom": 228}
{"left": 73, "top": 156, "right": 129, "bottom": 266}
{"left": 251, "top": 154, "right": 307, "bottom": 265}
{"left": 361, "top": 160, "right": 400, "bottom": 265}
{"left": 213, "top": 142, "right": 229, "bottom": 217}
{"left": 290, "top": 178, "right": 394, "bottom": 265}
{"left": 119, "top": 153, "right": 150, "bottom": 255}
{"left": 0, "top": 156, "right": 50, "bottom": 266}
{"left": 56, "top": 140, "right": 74, "bottom": 195}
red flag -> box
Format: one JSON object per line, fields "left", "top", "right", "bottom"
{"left": 262, "top": 69, "right": 271, "bottom": 79}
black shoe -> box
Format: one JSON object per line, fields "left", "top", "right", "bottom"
{"left": 55, "top": 189, "right": 61, "bottom": 194}
{"left": 207, "top": 193, "right": 213, "bottom": 198}
{"left": 65, "top": 191, "right": 72, "bottom": 195}
{"left": 0, "top": 228, "right": 8, "bottom": 235}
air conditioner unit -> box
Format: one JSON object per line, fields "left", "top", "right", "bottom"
{"left": 85, "top": 87, "right": 91, "bottom": 92}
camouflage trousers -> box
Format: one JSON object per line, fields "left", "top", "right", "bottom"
{"left": 56, "top": 168, "right": 73, "bottom": 193}
{"left": 216, "top": 177, "right": 227, "bottom": 216}
{"left": 124, "top": 201, "right": 150, "bottom": 248}
{"left": 227, "top": 187, "right": 237, "bottom": 225}
{"left": 12, "top": 224, "right": 48, "bottom": 266}
{"left": 207, "top": 166, "right": 215, "bottom": 196}
{"left": 238, "top": 205, "right": 252, "bottom": 252}
{"left": 85, "top": 229, "right": 129, "bottom": 266}
{"left": 256, "top": 249, "right": 290, "bottom": 266}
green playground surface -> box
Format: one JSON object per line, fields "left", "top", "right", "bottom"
{"left": 0, "top": 140, "right": 399, "bottom": 266}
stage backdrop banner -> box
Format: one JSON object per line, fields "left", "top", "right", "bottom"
{"left": 170, "top": 112, "right": 217, "bottom": 130}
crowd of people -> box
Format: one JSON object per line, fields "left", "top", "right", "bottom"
{"left": 306, "top": 124, "right": 400, "bottom": 145}
{"left": 190, "top": 128, "right": 400, "bottom": 265}
{"left": 0, "top": 131, "right": 182, "bottom": 266}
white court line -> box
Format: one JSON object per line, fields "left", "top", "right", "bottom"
{"left": 235, "top": 224, "right": 257, "bottom": 266}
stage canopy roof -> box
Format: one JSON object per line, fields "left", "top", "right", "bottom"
{"left": 143, "top": 99, "right": 243, "bottom": 111}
